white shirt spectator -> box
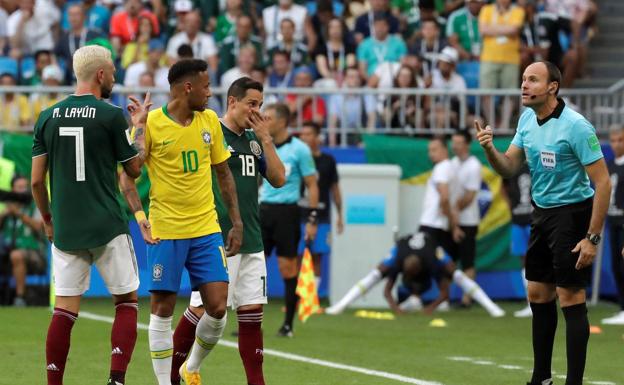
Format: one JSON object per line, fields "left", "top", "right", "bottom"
{"left": 451, "top": 155, "right": 482, "bottom": 226}
{"left": 262, "top": 3, "right": 307, "bottom": 50}
{"left": 7, "top": 0, "right": 60, "bottom": 54}
{"left": 431, "top": 69, "right": 466, "bottom": 92}
{"left": 328, "top": 93, "right": 376, "bottom": 129}
{"left": 220, "top": 67, "right": 250, "bottom": 91}
{"left": 166, "top": 31, "right": 217, "bottom": 61}
{"left": 0, "top": 8, "right": 8, "bottom": 38}
{"left": 420, "top": 159, "right": 458, "bottom": 230}
{"left": 124, "top": 62, "right": 169, "bottom": 88}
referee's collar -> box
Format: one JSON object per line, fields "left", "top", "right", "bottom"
{"left": 275, "top": 135, "right": 293, "bottom": 148}
{"left": 536, "top": 98, "right": 565, "bottom": 126}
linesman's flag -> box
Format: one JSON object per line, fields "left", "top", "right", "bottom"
{"left": 296, "top": 248, "right": 320, "bottom": 322}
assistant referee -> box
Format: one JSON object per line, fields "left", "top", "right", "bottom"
{"left": 476, "top": 61, "right": 611, "bottom": 385}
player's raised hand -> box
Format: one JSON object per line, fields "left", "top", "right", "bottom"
{"left": 127, "top": 92, "right": 153, "bottom": 127}
{"left": 138, "top": 218, "right": 160, "bottom": 245}
{"left": 475, "top": 120, "right": 494, "bottom": 150}
{"left": 248, "top": 110, "right": 271, "bottom": 142}
{"left": 225, "top": 225, "right": 243, "bottom": 257}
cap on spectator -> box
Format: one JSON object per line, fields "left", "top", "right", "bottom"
{"left": 102, "top": 0, "right": 123, "bottom": 5}
{"left": 372, "top": 12, "right": 389, "bottom": 23}
{"left": 148, "top": 39, "right": 165, "bottom": 51}
{"left": 174, "top": 0, "right": 193, "bottom": 13}
{"left": 438, "top": 46, "right": 459, "bottom": 65}
{"left": 293, "top": 66, "right": 313, "bottom": 77}
{"left": 42, "top": 65, "right": 64, "bottom": 82}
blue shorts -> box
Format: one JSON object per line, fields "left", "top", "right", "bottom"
{"left": 511, "top": 224, "right": 531, "bottom": 257}
{"left": 380, "top": 247, "right": 451, "bottom": 272}
{"left": 147, "top": 233, "right": 229, "bottom": 292}
{"left": 298, "top": 222, "right": 331, "bottom": 254}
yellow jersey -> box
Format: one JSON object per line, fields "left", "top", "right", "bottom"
{"left": 142, "top": 105, "right": 230, "bottom": 239}
{"left": 479, "top": 4, "right": 525, "bottom": 65}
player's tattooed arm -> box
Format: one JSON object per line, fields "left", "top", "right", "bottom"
{"left": 119, "top": 171, "right": 144, "bottom": 213}
{"left": 31, "top": 154, "right": 53, "bottom": 242}
{"left": 119, "top": 170, "right": 159, "bottom": 244}
{"left": 214, "top": 161, "right": 243, "bottom": 256}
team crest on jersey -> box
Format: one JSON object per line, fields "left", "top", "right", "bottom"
{"left": 408, "top": 232, "right": 425, "bottom": 249}
{"left": 201, "top": 129, "right": 211, "bottom": 144}
{"left": 250, "top": 140, "right": 262, "bottom": 156}
{"left": 153, "top": 264, "right": 163, "bottom": 281}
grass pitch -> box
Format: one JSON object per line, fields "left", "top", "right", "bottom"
{"left": 2, "top": 299, "right": 622, "bottom": 385}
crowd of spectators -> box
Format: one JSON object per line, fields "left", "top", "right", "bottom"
{"left": 0, "top": 0, "right": 598, "bottom": 144}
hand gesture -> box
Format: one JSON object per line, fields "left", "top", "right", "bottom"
{"left": 138, "top": 219, "right": 160, "bottom": 245}
{"left": 452, "top": 226, "right": 465, "bottom": 243}
{"left": 127, "top": 92, "right": 153, "bottom": 127}
{"left": 572, "top": 238, "right": 596, "bottom": 270}
{"left": 248, "top": 110, "right": 271, "bottom": 142}
{"left": 225, "top": 224, "right": 243, "bottom": 257}
{"left": 474, "top": 120, "right": 494, "bottom": 151}
{"left": 305, "top": 222, "right": 318, "bottom": 242}
{"left": 336, "top": 216, "right": 344, "bottom": 235}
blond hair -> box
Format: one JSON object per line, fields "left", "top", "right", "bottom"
{"left": 72, "top": 45, "right": 112, "bottom": 82}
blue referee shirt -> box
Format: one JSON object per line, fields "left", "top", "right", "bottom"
{"left": 511, "top": 99, "right": 603, "bottom": 208}
{"left": 259, "top": 136, "right": 316, "bottom": 204}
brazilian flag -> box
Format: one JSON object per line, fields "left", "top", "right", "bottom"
{"left": 363, "top": 134, "right": 521, "bottom": 272}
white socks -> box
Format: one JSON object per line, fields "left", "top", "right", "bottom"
{"left": 399, "top": 295, "right": 423, "bottom": 312}
{"left": 326, "top": 269, "right": 382, "bottom": 314}
{"left": 186, "top": 313, "right": 227, "bottom": 372}
{"left": 148, "top": 314, "right": 173, "bottom": 385}
{"left": 453, "top": 270, "right": 505, "bottom": 317}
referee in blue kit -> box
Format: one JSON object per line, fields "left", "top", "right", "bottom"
{"left": 476, "top": 61, "right": 611, "bottom": 385}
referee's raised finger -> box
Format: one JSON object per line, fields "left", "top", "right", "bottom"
{"left": 474, "top": 120, "right": 482, "bottom": 132}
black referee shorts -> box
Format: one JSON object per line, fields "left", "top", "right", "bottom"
{"left": 260, "top": 203, "right": 301, "bottom": 258}
{"left": 419, "top": 225, "right": 459, "bottom": 262}
{"left": 457, "top": 225, "right": 478, "bottom": 270}
{"left": 525, "top": 198, "right": 593, "bottom": 288}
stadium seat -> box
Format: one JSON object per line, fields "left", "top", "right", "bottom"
{"left": 20, "top": 56, "right": 36, "bottom": 82}
{"left": 0, "top": 57, "right": 18, "bottom": 78}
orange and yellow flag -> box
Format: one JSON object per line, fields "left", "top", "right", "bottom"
{"left": 296, "top": 248, "right": 320, "bottom": 322}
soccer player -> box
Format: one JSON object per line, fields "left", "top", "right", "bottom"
{"left": 502, "top": 163, "right": 534, "bottom": 318}
{"left": 31, "top": 45, "right": 146, "bottom": 385}
{"left": 260, "top": 103, "right": 319, "bottom": 337}
{"left": 298, "top": 121, "right": 344, "bottom": 290}
{"left": 602, "top": 124, "right": 624, "bottom": 325}
{"left": 418, "top": 137, "right": 462, "bottom": 265}
{"left": 476, "top": 61, "right": 611, "bottom": 385}
{"left": 120, "top": 59, "right": 243, "bottom": 385}
{"left": 169, "top": 77, "right": 286, "bottom": 385}
{"left": 450, "top": 130, "right": 482, "bottom": 307}
{"left": 325, "top": 232, "right": 505, "bottom": 317}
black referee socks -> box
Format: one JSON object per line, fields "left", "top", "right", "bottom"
{"left": 529, "top": 300, "right": 558, "bottom": 384}
{"left": 284, "top": 277, "right": 298, "bottom": 329}
{"left": 562, "top": 303, "right": 589, "bottom": 385}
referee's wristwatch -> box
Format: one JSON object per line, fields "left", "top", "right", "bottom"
{"left": 586, "top": 233, "right": 602, "bottom": 246}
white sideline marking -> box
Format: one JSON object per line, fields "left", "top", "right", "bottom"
{"left": 80, "top": 311, "right": 444, "bottom": 385}
{"left": 446, "top": 356, "right": 618, "bottom": 385}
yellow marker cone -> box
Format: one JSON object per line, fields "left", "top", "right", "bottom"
{"left": 429, "top": 318, "right": 447, "bottom": 327}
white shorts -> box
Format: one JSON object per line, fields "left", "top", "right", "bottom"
{"left": 190, "top": 251, "right": 268, "bottom": 309}
{"left": 52, "top": 234, "right": 140, "bottom": 296}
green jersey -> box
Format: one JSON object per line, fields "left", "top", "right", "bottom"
{"left": 2, "top": 204, "right": 43, "bottom": 251}
{"left": 32, "top": 94, "right": 137, "bottom": 251}
{"left": 213, "top": 122, "right": 265, "bottom": 254}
